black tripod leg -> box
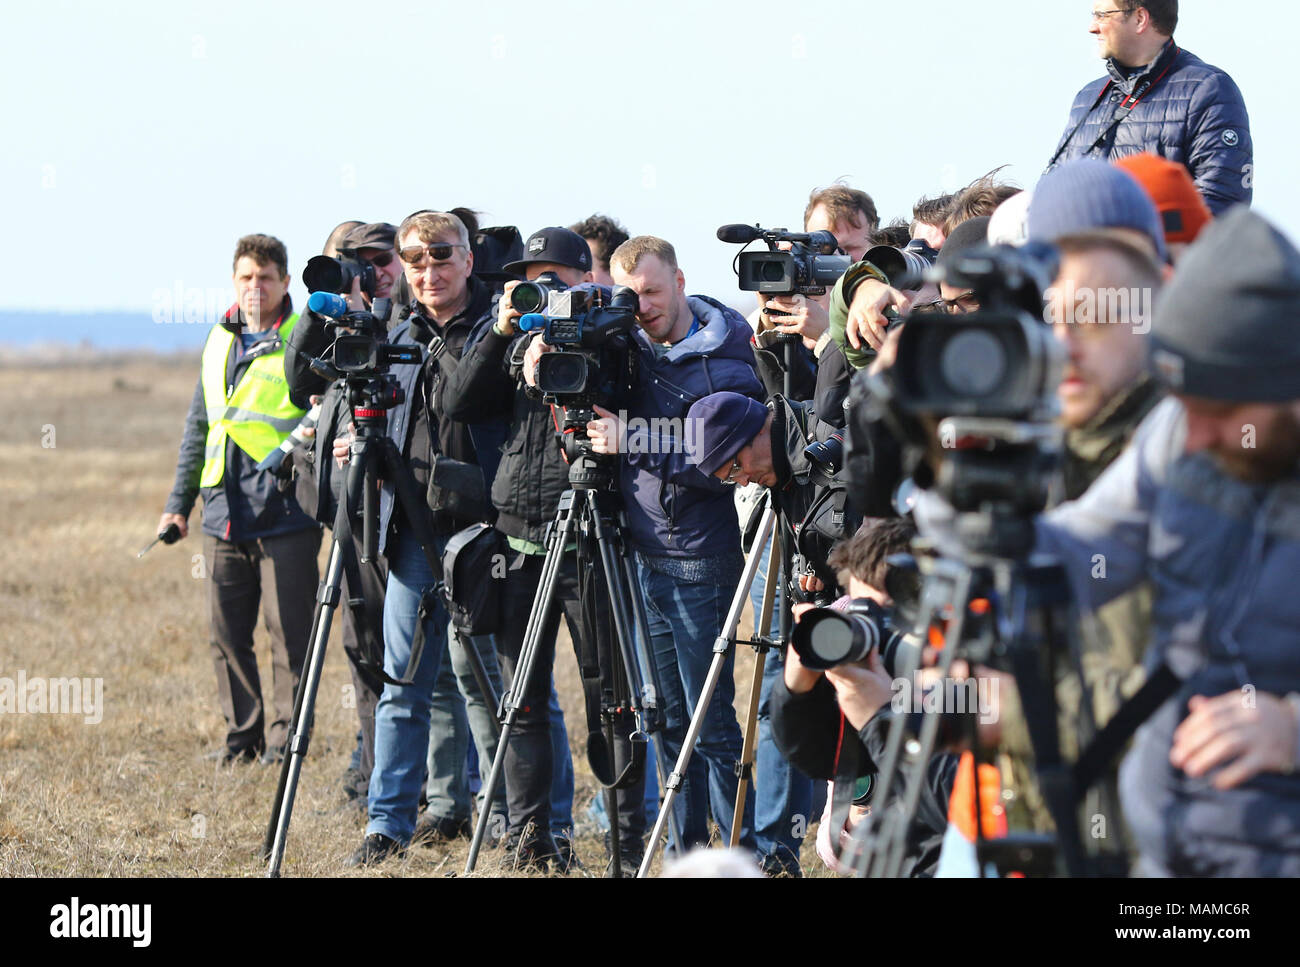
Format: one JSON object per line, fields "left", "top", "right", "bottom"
{"left": 616, "top": 524, "right": 686, "bottom": 855}
{"left": 464, "top": 495, "right": 577, "bottom": 874}
{"left": 264, "top": 535, "right": 346, "bottom": 877}
{"left": 638, "top": 504, "right": 776, "bottom": 878}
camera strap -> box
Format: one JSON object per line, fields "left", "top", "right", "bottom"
{"left": 334, "top": 492, "right": 428, "bottom": 688}
{"left": 1047, "top": 47, "right": 1179, "bottom": 169}
{"left": 1071, "top": 661, "right": 1180, "bottom": 798}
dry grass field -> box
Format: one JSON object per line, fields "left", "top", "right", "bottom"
{"left": 0, "top": 357, "right": 823, "bottom": 878}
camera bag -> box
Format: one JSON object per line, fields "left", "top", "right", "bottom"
{"left": 441, "top": 522, "right": 505, "bottom": 636}
{"left": 427, "top": 455, "right": 491, "bottom": 523}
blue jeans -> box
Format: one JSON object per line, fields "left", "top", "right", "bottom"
{"left": 637, "top": 560, "right": 755, "bottom": 852}
{"left": 749, "top": 536, "right": 813, "bottom": 872}
{"left": 426, "top": 629, "right": 508, "bottom": 822}
{"left": 549, "top": 685, "right": 575, "bottom": 837}
{"left": 368, "top": 531, "right": 449, "bottom": 844}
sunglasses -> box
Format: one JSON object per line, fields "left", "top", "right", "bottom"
{"left": 399, "top": 243, "right": 467, "bottom": 266}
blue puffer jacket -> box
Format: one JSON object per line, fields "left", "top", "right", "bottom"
{"left": 1037, "top": 398, "right": 1300, "bottom": 876}
{"left": 1048, "top": 40, "right": 1253, "bottom": 214}
{"left": 621, "top": 295, "right": 763, "bottom": 561}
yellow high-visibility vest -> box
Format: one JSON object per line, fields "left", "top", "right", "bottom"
{"left": 199, "top": 315, "right": 305, "bottom": 487}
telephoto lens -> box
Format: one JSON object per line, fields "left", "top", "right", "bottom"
{"left": 790, "top": 599, "right": 918, "bottom": 675}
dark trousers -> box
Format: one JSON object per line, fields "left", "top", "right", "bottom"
{"left": 497, "top": 549, "right": 646, "bottom": 849}
{"left": 205, "top": 528, "right": 321, "bottom": 754}
{"left": 338, "top": 540, "right": 387, "bottom": 786}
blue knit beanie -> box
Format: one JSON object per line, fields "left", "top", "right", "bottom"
{"left": 1028, "top": 158, "right": 1168, "bottom": 261}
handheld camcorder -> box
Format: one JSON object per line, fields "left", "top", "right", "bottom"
{"left": 518, "top": 283, "right": 639, "bottom": 411}
{"left": 718, "top": 223, "right": 854, "bottom": 297}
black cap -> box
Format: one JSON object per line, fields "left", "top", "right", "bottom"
{"left": 343, "top": 222, "right": 397, "bottom": 253}
{"left": 503, "top": 227, "right": 592, "bottom": 275}
{"left": 1150, "top": 207, "right": 1300, "bottom": 403}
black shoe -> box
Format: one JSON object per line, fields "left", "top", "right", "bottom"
{"left": 603, "top": 831, "right": 644, "bottom": 878}
{"left": 553, "top": 834, "right": 584, "bottom": 874}
{"left": 759, "top": 852, "right": 804, "bottom": 878}
{"left": 412, "top": 813, "right": 472, "bottom": 846}
{"left": 346, "top": 833, "right": 405, "bottom": 868}
{"left": 205, "top": 746, "right": 259, "bottom": 766}
{"left": 501, "top": 828, "right": 558, "bottom": 874}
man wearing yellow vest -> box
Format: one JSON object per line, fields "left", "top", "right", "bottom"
{"left": 158, "top": 234, "right": 322, "bottom": 766}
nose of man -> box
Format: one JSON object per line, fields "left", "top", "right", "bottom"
{"left": 1182, "top": 409, "right": 1228, "bottom": 457}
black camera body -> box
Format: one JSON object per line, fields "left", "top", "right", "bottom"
{"left": 849, "top": 243, "right": 1064, "bottom": 557}
{"left": 303, "top": 292, "right": 420, "bottom": 411}
{"left": 302, "top": 254, "right": 378, "bottom": 299}
{"left": 790, "top": 597, "right": 918, "bottom": 676}
{"left": 719, "top": 223, "right": 853, "bottom": 297}
{"left": 519, "top": 284, "right": 639, "bottom": 411}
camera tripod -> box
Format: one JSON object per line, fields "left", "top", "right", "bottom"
{"left": 262, "top": 380, "right": 498, "bottom": 877}
{"left": 636, "top": 493, "right": 793, "bottom": 876}
{"left": 463, "top": 440, "right": 682, "bottom": 876}
{"left": 843, "top": 526, "right": 1094, "bottom": 878}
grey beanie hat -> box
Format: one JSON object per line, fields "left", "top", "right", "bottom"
{"left": 1150, "top": 207, "right": 1300, "bottom": 402}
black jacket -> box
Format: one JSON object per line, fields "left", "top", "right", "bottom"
{"left": 284, "top": 278, "right": 506, "bottom": 550}
{"left": 444, "top": 318, "right": 569, "bottom": 544}
{"left": 770, "top": 674, "right": 956, "bottom": 877}
{"left": 165, "top": 300, "right": 316, "bottom": 542}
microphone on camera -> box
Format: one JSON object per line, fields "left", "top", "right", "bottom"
{"left": 307, "top": 291, "right": 348, "bottom": 318}
{"left": 716, "top": 224, "right": 761, "bottom": 244}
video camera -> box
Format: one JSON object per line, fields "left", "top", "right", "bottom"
{"left": 517, "top": 281, "right": 640, "bottom": 412}
{"left": 718, "top": 223, "right": 854, "bottom": 297}
{"left": 303, "top": 291, "right": 420, "bottom": 411}
{"left": 847, "top": 242, "right": 1064, "bottom": 557}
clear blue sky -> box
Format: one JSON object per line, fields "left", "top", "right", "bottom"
{"left": 3, "top": 0, "right": 1294, "bottom": 316}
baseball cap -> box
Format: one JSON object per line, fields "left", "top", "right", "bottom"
{"left": 503, "top": 227, "right": 592, "bottom": 275}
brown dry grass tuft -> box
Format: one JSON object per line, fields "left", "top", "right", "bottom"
{"left": 0, "top": 359, "right": 826, "bottom": 878}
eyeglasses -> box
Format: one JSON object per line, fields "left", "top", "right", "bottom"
{"left": 723, "top": 458, "right": 743, "bottom": 485}
{"left": 1091, "top": 8, "right": 1131, "bottom": 22}
{"left": 399, "top": 243, "right": 467, "bottom": 266}
{"left": 911, "top": 294, "right": 979, "bottom": 315}
{"left": 363, "top": 249, "right": 395, "bottom": 268}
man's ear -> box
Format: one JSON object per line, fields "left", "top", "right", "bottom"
{"left": 676, "top": 268, "right": 686, "bottom": 293}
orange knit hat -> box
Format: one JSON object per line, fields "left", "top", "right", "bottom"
{"left": 1114, "top": 153, "right": 1212, "bottom": 244}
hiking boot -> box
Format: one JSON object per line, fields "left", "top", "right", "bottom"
{"left": 346, "top": 833, "right": 405, "bottom": 869}
{"left": 412, "top": 813, "right": 472, "bottom": 847}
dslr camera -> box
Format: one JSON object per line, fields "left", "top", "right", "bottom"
{"left": 790, "top": 596, "right": 920, "bottom": 676}
{"left": 302, "top": 253, "right": 378, "bottom": 299}
{"left": 718, "top": 223, "right": 854, "bottom": 297}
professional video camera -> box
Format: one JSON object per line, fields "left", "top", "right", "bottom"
{"left": 718, "top": 223, "right": 854, "bottom": 297}
{"left": 302, "top": 253, "right": 378, "bottom": 299}
{"left": 302, "top": 292, "right": 420, "bottom": 410}
{"left": 518, "top": 283, "right": 639, "bottom": 413}
{"left": 847, "top": 242, "right": 1064, "bottom": 557}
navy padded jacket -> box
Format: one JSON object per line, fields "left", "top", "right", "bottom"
{"left": 1048, "top": 41, "right": 1252, "bottom": 214}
